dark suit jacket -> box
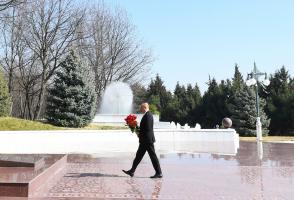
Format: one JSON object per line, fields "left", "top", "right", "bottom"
{"left": 139, "top": 111, "right": 155, "bottom": 144}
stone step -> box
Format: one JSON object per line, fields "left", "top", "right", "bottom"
{"left": 0, "top": 155, "right": 67, "bottom": 197}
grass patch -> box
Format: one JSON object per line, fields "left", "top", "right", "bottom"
{"left": 0, "top": 117, "right": 63, "bottom": 131}
{"left": 0, "top": 117, "right": 126, "bottom": 131}
{"left": 240, "top": 136, "right": 294, "bottom": 142}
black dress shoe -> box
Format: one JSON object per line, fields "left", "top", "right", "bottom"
{"left": 150, "top": 173, "right": 163, "bottom": 178}
{"left": 122, "top": 170, "right": 134, "bottom": 177}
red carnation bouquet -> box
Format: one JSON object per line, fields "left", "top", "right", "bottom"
{"left": 125, "top": 114, "right": 140, "bottom": 134}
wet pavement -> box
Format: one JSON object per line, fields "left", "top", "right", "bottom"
{"left": 1, "top": 141, "right": 294, "bottom": 199}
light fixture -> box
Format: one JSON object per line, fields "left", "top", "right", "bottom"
{"left": 246, "top": 63, "right": 269, "bottom": 141}
{"left": 262, "top": 73, "right": 270, "bottom": 86}
{"left": 246, "top": 78, "right": 257, "bottom": 86}
{"left": 262, "top": 79, "right": 270, "bottom": 86}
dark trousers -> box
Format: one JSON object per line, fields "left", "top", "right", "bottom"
{"left": 130, "top": 143, "right": 162, "bottom": 174}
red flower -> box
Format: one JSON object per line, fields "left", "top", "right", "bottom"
{"left": 125, "top": 114, "right": 137, "bottom": 123}
{"left": 125, "top": 114, "right": 140, "bottom": 133}
{"left": 129, "top": 120, "right": 137, "bottom": 128}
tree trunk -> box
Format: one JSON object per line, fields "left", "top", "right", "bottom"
{"left": 33, "top": 76, "right": 46, "bottom": 120}
{"left": 8, "top": 68, "right": 13, "bottom": 93}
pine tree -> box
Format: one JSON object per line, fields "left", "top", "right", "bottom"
{"left": 206, "top": 78, "right": 219, "bottom": 95}
{"left": 192, "top": 84, "right": 202, "bottom": 106}
{"left": 161, "top": 96, "right": 181, "bottom": 123}
{"left": 0, "top": 68, "right": 11, "bottom": 117}
{"left": 265, "top": 66, "right": 294, "bottom": 135}
{"left": 186, "top": 83, "right": 202, "bottom": 126}
{"left": 186, "top": 84, "right": 196, "bottom": 110}
{"left": 131, "top": 83, "right": 147, "bottom": 112}
{"left": 149, "top": 95, "right": 161, "bottom": 115}
{"left": 174, "top": 83, "right": 189, "bottom": 124}
{"left": 45, "top": 50, "right": 97, "bottom": 127}
{"left": 174, "top": 82, "right": 186, "bottom": 99}
{"left": 232, "top": 64, "right": 244, "bottom": 92}
{"left": 228, "top": 86, "right": 270, "bottom": 136}
{"left": 147, "top": 74, "right": 172, "bottom": 119}
{"left": 200, "top": 78, "right": 230, "bottom": 128}
{"left": 268, "top": 66, "right": 290, "bottom": 95}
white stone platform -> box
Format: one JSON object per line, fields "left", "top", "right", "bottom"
{"left": 0, "top": 129, "right": 239, "bottom": 155}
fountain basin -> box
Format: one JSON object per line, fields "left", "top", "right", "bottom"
{"left": 0, "top": 129, "right": 239, "bottom": 155}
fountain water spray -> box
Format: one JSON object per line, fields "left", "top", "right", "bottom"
{"left": 93, "top": 81, "right": 160, "bottom": 125}
{"left": 99, "top": 82, "right": 133, "bottom": 114}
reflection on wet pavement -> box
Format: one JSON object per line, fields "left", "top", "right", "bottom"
{"left": 67, "top": 141, "right": 294, "bottom": 167}
{"left": 45, "top": 142, "right": 294, "bottom": 199}
{"left": 1, "top": 141, "right": 294, "bottom": 199}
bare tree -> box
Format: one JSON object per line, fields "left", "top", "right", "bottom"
{"left": 0, "top": 0, "right": 23, "bottom": 11}
{"left": 0, "top": 6, "right": 19, "bottom": 93}
{"left": 0, "top": 0, "right": 84, "bottom": 119}
{"left": 20, "top": 0, "right": 84, "bottom": 119}
{"left": 75, "top": 5, "right": 153, "bottom": 102}
{"left": 0, "top": 3, "right": 29, "bottom": 116}
{"left": 0, "top": 0, "right": 152, "bottom": 119}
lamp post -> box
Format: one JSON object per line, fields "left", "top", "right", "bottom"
{"left": 245, "top": 63, "right": 270, "bottom": 141}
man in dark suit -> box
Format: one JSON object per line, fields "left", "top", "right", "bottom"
{"left": 123, "top": 103, "right": 163, "bottom": 178}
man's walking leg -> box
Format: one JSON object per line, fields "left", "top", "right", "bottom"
{"left": 130, "top": 144, "right": 146, "bottom": 173}
{"left": 146, "top": 144, "right": 162, "bottom": 175}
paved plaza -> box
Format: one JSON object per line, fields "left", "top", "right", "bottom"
{"left": 1, "top": 141, "right": 294, "bottom": 200}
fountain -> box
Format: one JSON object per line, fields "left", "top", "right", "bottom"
{"left": 92, "top": 81, "right": 160, "bottom": 125}
{"left": 99, "top": 82, "right": 133, "bottom": 114}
